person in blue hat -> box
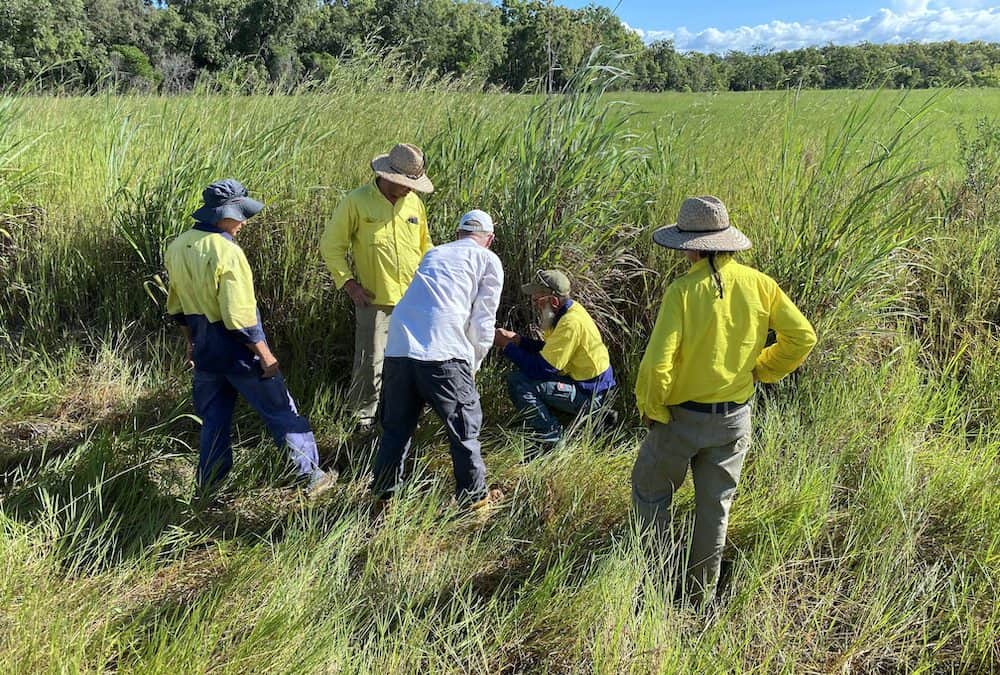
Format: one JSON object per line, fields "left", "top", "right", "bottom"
{"left": 165, "top": 179, "right": 335, "bottom": 499}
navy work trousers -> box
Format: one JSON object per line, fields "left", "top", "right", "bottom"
{"left": 506, "top": 370, "right": 608, "bottom": 443}
{"left": 372, "top": 357, "right": 486, "bottom": 503}
{"left": 193, "top": 369, "right": 320, "bottom": 490}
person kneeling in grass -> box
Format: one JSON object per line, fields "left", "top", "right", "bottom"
{"left": 165, "top": 179, "right": 335, "bottom": 500}
{"left": 494, "top": 269, "right": 617, "bottom": 454}
{"left": 371, "top": 210, "right": 503, "bottom": 510}
{"left": 632, "top": 195, "right": 816, "bottom": 604}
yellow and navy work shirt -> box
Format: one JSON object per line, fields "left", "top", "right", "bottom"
{"left": 503, "top": 300, "right": 616, "bottom": 394}
{"left": 165, "top": 223, "right": 266, "bottom": 374}
{"left": 635, "top": 256, "right": 817, "bottom": 424}
{"left": 320, "top": 181, "right": 433, "bottom": 306}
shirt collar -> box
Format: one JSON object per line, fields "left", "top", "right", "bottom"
{"left": 687, "top": 255, "right": 732, "bottom": 275}
{"left": 193, "top": 222, "right": 233, "bottom": 241}
{"left": 554, "top": 298, "right": 573, "bottom": 325}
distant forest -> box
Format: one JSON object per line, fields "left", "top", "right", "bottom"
{"left": 2, "top": 0, "right": 999, "bottom": 92}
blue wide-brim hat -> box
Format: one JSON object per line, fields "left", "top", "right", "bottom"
{"left": 191, "top": 178, "right": 264, "bottom": 225}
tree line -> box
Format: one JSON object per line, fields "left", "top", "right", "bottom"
{"left": 1, "top": 0, "right": 998, "bottom": 92}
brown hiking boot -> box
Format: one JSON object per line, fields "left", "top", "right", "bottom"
{"left": 466, "top": 487, "right": 504, "bottom": 520}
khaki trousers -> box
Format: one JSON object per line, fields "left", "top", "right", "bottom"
{"left": 348, "top": 304, "right": 393, "bottom": 424}
{"left": 631, "top": 404, "right": 751, "bottom": 601}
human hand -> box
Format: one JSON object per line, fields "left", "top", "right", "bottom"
{"left": 260, "top": 356, "right": 280, "bottom": 379}
{"left": 494, "top": 328, "right": 519, "bottom": 348}
{"left": 185, "top": 341, "right": 194, "bottom": 369}
{"left": 344, "top": 279, "right": 375, "bottom": 308}
{"left": 642, "top": 415, "right": 652, "bottom": 428}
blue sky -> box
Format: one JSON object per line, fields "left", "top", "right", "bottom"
{"left": 558, "top": 0, "right": 1000, "bottom": 53}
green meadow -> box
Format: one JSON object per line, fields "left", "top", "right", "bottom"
{"left": 1, "top": 72, "right": 998, "bottom": 672}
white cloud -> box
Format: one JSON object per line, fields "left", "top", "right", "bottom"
{"left": 637, "top": 2, "right": 1000, "bottom": 53}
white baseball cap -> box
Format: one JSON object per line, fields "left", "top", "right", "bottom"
{"left": 457, "top": 209, "right": 494, "bottom": 233}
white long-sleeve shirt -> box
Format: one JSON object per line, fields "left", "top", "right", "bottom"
{"left": 385, "top": 238, "right": 504, "bottom": 371}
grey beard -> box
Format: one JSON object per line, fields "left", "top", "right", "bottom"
{"left": 539, "top": 306, "right": 556, "bottom": 331}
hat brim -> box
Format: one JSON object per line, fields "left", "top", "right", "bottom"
{"left": 521, "top": 282, "right": 567, "bottom": 296}
{"left": 191, "top": 197, "right": 264, "bottom": 225}
{"left": 652, "top": 224, "right": 752, "bottom": 252}
{"left": 371, "top": 154, "right": 434, "bottom": 193}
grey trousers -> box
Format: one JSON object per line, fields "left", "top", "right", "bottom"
{"left": 372, "top": 357, "right": 487, "bottom": 503}
{"left": 348, "top": 304, "right": 393, "bottom": 424}
{"left": 631, "top": 404, "right": 752, "bottom": 600}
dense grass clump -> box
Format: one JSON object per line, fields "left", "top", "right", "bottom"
{"left": 0, "top": 65, "right": 998, "bottom": 672}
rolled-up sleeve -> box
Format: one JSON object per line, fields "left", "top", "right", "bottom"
{"left": 217, "top": 252, "right": 265, "bottom": 344}
{"left": 635, "top": 287, "right": 683, "bottom": 424}
{"left": 468, "top": 255, "right": 504, "bottom": 372}
{"left": 320, "top": 194, "right": 356, "bottom": 289}
{"left": 755, "top": 287, "right": 817, "bottom": 383}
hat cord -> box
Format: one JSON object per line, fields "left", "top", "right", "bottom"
{"left": 708, "top": 252, "right": 724, "bottom": 299}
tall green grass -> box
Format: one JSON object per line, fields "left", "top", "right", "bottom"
{"left": 0, "top": 61, "right": 997, "bottom": 672}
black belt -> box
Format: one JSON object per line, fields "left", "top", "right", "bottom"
{"left": 678, "top": 400, "right": 749, "bottom": 415}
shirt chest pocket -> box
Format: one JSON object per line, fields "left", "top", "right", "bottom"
{"left": 396, "top": 214, "right": 424, "bottom": 254}
{"left": 363, "top": 219, "right": 393, "bottom": 247}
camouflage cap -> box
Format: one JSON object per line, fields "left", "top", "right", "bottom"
{"left": 521, "top": 269, "right": 571, "bottom": 297}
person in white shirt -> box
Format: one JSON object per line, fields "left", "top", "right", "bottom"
{"left": 371, "top": 209, "right": 504, "bottom": 506}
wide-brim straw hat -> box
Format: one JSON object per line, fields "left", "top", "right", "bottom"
{"left": 652, "top": 195, "right": 751, "bottom": 252}
{"left": 371, "top": 143, "right": 434, "bottom": 193}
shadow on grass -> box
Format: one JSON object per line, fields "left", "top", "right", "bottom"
{"left": 0, "top": 382, "right": 366, "bottom": 573}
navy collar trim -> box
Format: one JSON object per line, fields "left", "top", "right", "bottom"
{"left": 554, "top": 298, "right": 573, "bottom": 325}
{"left": 193, "top": 222, "right": 234, "bottom": 241}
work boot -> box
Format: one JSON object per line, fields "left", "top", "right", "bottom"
{"left": 304, "top": 468, "right": 338, "bottom": 498}
{"left": 356, "top": 417, "right": 377, "bottom": 436}
{"left": 191, "top": 491, "right": 224, "bottom": 512}
{"left": 466, "top": 487, "right": 504, "bottom": 521}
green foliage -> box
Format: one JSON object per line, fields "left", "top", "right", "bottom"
{"left": 111, "top": 44, "right": 159, "bottom": 87}
{"left": 954, "top": 117, "right": 1000, "bottom": 225}
{"left": 2, "top": 0, "right": 997, "bottom": 92}
{"left": 428, "top": 63, "right": 649, "bottom": 360}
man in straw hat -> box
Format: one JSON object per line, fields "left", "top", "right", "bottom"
{"left": 165, "top": 179, "right": 335, "bottom": 500}
{"left": 321, "top": 143, "right": 434, "bottom": 431}
{"left": 494, "top": 269, "right": 616, "bottom": 454}
{"left": 371, "top": 210, "right": 503, "bottom": 509}
{"left": 632, "top": 195, "right": 816, "bottom": 604}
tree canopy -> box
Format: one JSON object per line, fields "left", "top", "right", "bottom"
{"left": 0, "top": 0, "right": 997, "bottom": 92}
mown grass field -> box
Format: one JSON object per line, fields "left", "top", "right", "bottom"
{"left": 1, "top": 73, "right": 999, "bottom": 672}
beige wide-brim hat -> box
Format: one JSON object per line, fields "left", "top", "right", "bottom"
{"left": 652, "top": 195, "right": 752, "bottom": 252}
{"left": 371, "top": 143, "right": 434, "bottom": 193}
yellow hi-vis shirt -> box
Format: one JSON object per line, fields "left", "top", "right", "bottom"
{"left": 541, "top": 301, "right": 612, "bottom": 381}
{"left": 636, "top": 256, "right": 817, "bottom": 424}
{"left": 320, "top": 181, "right": 433, "bottom": 306}
{"left": 165, "top": 225, "right": 265, "bottom": 372}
